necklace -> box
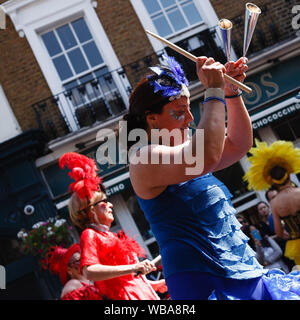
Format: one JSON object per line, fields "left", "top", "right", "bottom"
{"left": 88, "top": 223, "right": 110, "bottom": 232}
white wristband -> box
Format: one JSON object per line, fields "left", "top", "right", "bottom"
{"left": 205, "top": 88, "right": 225, "bottom": 100}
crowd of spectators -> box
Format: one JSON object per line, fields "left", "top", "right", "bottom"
{"left": 237, "top": 188, "right": 295, "bottom": 274}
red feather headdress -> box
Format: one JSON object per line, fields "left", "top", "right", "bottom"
{"left": 43, "top": 244, "right": 81, "bottom": 285}
{"left": 59, "top": 152, "right": 102, "bottom": 199}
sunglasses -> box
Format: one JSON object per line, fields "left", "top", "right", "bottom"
{"left": 79, "top": 198, "right": 108, "bottom": 213}
{"left": 68, "top": 258, "right": 80, "bottom": 267}
{"left": 92, "top": 198, "right": 108, "bottom": 206}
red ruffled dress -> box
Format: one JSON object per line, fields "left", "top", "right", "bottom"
{"left": 61, "top": 282, "right": 103, "bottom": 300}
{"left": 80, "top": 228, "right": 159, "bottom": 300}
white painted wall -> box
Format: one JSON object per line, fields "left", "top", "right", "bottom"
{"left": 0, "top": 84, "right": 22, "bottom": 144}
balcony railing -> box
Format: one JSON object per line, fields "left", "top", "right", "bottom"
{"left": 32, "top": 10, "right": 297, "bottom": 144}
{"left": 32, "top": 27, "right": 225, "bottom": 144}
{"left": 32, "top": 50, "right": 173, "bottom": 143}
{"left": 32, "top": 69, "right": 128, "bottom": 143}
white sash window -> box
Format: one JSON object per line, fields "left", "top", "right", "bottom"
{"left": 142, "top": 0, "right": 203, "bottom": 37}
{"left": 3, "top": 0, "right": 128, "bottom": 132}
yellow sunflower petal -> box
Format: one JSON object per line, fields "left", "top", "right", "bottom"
{"left": 243, "top": 139, "right": 300, "bottom": 191}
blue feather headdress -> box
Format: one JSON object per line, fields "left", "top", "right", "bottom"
{"left": 147, "top": 55, "right": 190, "bottom": 101}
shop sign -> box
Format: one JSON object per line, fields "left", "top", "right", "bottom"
{"left": 105, "top": 178, "right": 131, "bottom": 196}
{"left": 252, "top": 101, "right": 300, "bottom": 129}
{"left": 243, "top": 55, "right": 300, "bottom": 111}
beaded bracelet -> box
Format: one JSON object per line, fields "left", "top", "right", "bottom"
{"left": 225, "top": 91, "right": 243, "bottom": 99}
{"left": 203, "top": 96, "right": 226, "bottom": 107}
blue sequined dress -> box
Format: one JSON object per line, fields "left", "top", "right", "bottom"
{"left": 136, "top": 173, "right": 300, "bottom": 300}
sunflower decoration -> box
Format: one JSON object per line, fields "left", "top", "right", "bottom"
{"left": 243, "top": 139, "right": 300, "bottom": 191}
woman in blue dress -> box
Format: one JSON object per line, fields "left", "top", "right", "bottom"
{"left": 124, "top": 55, "right": 300, "bottom": 300}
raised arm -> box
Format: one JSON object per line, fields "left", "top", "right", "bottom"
{"left": 130, "top": 57, "right": 227, "bottom": 195}
{"left": 213, "top": 57, "right": 253, "bottom": 172}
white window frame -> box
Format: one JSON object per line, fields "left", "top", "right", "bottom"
{"left": 40, "top": 19, "right": 120, "bottom": 116}
{"left": 3, "top": 0, "right": 129, "bottom": 131}
{"left": 40, "top": 19, "right": 108, "bottom": 87}
{"left": 130, "top": 0, "right": 222, "bottom": 52}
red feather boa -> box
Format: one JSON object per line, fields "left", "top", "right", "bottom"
{"left": 99, "top": 231, "right": 146, "bottom": 265}
{"left": 95, "top": 231, "right": 148, "bottom": 300}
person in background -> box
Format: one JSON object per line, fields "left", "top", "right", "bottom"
{"left": 256, "top": 201, "right": 275, "bottom": 237}
{"left": 59, "top": 152, "right": 167, "bottom": 300}
{"left": 249, "top": 226, "right": 289, "bottom": 274}
{"left": 265, "top": 188, "right": 277, "bottom": 203}
{"left": 244, "top": 140, "right": 300, "bottom": 268}
{"left": 264, "top": 187, "right": 295, "bottom": 271}
{"left": 237, "top": 216, "right": 256, "bottom": 251}
{"left": 45, "top": 244, "right": 104, "bottom": 300}
{"left": 269, "top": 166, "right": 300, "bottom": 266}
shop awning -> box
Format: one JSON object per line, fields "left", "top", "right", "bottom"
{"left": 251, "top": 98, "right": 300, "bottom": 130}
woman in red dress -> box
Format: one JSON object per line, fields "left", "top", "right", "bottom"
{"left": 59, "top": 152, "right": 167, "bottom": 300}
{"left": 45, "top": 244, "right": 103, "bottom": 300}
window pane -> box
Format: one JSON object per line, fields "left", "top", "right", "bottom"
{"left": 95, "top": 66, "right": 109, "bottom": 77}
{"left": 182, "top": 2, "right": 202, "bottom": 25}
{"left": 160, "top": 0, "right": 175, "bottom": 8}
{"left": 273, "top": 123, "right": 295, "bottom": 141}
{"left": 188, "top": 36, "right": 204, "bottom": 50}
{"left": 83, "top": 42, "right": 104, "bottom": 67}
{"left": 142, "top": 0, "right": 161, "bottom": 14}
{"left": 167, "top": 8, "right": 187, "bottom": 31}
{"left": 53, "top": 55, "right": 73, "bottom": 81}
{"left": 79, "top": 74, "right": 98, "bottom": 100}
{"left": 95, "top": 67, "right": 116, "bottom": 93}
{"left": 290, "top": 117, "right": 300, "bottom": 138}
{"left": 67, "top": 48, "right": 89, "bottom": 74}
{"left": 42, "top": 31, "right": 62, "bottom": 57}
{"left": 64, "top": 80, "right": 78, "bottom": 90}
{"left": 56, "top": 24, "right": 77, "bottom": 50}
{"left": 79, "top": 73, "right": 94, "bottom": 84}
{"left": 153, "top": 14, "right": 172, "bottom": 37}
{"left": 71, "top": 18, "right": 92, "bottom": 43}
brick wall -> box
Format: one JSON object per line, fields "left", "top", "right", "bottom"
{"left": 96, "top": 0, "right": 153, "bottom": 66}
{"left": 0, "top": 0, "right": 156, "bottom": 134}
{"left": 0, "top": 0, "right": 298, "bottom": 135}
{"left": 211, "top": 0, "right": 296, "bottom": 27}
{"left": 0, "top": 15, "right": 53, "bottom": 133}
{"left": 210, "top": 0, "right": 298, "bottom": 56}
{"left": 95, "top": 0, "right": 158, "bottom": 86}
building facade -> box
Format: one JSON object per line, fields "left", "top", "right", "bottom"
{"left": 0, "top": 0, "right": 299, "bottom": 298}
